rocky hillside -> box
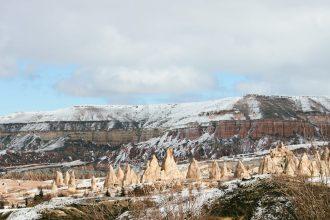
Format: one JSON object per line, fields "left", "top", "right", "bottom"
{"left": 0, "top": 94, "right": 329, "bottom": 166}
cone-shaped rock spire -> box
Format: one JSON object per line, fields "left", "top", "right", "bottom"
{"left": 284, "top": 157, "right": 296, "bottom": 176}
{"left": 258, "top": 155, "right": 275, "bottom": 174}
{"left": 209, "top": 161, "right": 221, "bottom": 180}
{"left": 104, "top": 165, "right": 118, "bottom": 188}
{"left": 142, "top": 155, "right": 162, "bottom": 183}
{"left": 297, "top": 153, "right": 311, "bottom": 176}
{"left": 117, "top": 166, "right": 124, "bottom": 182}
{"left": 64, "top": 171, "right": 70, "bottom": 186}
{"left": 123, "top": 164, "right": 139, "bottom": 186}
{"left": 55, "top": 171, "right": 64, "bottom": 186}
{"left": 186, "top": 158, "right": 201, "bottom": 180}
{"left": 221, "top": 162, "right": 229, "bottom": 178}
{"left": 91, "top": 176, "right": 97, "bottom": 191}
{"left": 51, "top": 181, "right": 58, "bottom": 195}
{"left": 161, "top": 148, "right": 182, "bottom": 180}
{"left": 234, "top": 161, "right": 250, "bottom": 179}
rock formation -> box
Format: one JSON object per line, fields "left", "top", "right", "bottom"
{"left": 68, "top": 172, "right": 76, "bottom": 193}
{"left": 284, "top": 157, "right": 296, "bottom": 176}
{"left": 104, "top": 165, "right": 118, "bottom": 188}
{"left": 141, "top": 155, "right": 162, "bottom": 183}
{"left": 64, "top": 171, "right": 70, "bottom": 186}
{"left": 117, "top": 166, "right": 125, "bottom": 182}
{"left": 209, "top": 161, "right": 221, "bottom": 180}
{"left": 309, "top": 160, "right": 320, "bottom": 177}
{"left": 234, "top": 160, "right": 250, "bottom": 179}
{"left": 297, "top": 153, "right": 311, "bottom": 176}
{"left": 91, "top": 176, "right": 97, "bottom": 191}
{"left": 123, "top": 164, "right": 139, "bottom": 186}
{"left": 161, "top": 148, "right": 182, "bottom": 180}
{"left": 51, "top": 181, "right": 58, "bottom": 195}
{"left": 321, "top": 147, "right": 329, "bottom": 161}
{"left": 221, "top": 162, "right": 229, "bottom": 178}
{"left": 258, "top": 155, "right": 275, "bottom": 174}
{"left": 186, "top": 158, "right": 201, "bottom": 180}
{"left": 55, "top": 171, "right": 64, "bottom": 186}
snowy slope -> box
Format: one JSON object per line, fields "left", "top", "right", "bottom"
{"left": 0, "top": 95, "right": 329, "bottom": 130}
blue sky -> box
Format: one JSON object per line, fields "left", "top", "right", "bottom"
{"left": 0, "top": 1, "right": 329, "bottom": 115}
{"left": 0, "top": 64, "right": 245, "bottom": 115}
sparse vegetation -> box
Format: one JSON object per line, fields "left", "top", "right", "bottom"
{"left": 204, "top": 176, "right": 330, "bottom": 220}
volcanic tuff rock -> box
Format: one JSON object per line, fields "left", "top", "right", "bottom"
{"left": 141, "top": 155, "right": 162, "bottom": 183}
{"left": 209, "top": 161, "right": 221, "bottom": 180}
{"left": 0, "top": 95, "right": 329, "bottom": 166}
{"left": 235, "top": 160, "right": 251, "bottom": 179}
{"left": 186, "top": 158, "right": 201, "bottom": 180}
{"left": 104, "top": 165, "right": 118, "bottom": 188}
{"left": 161, "top": 148, "right": 183, "bottom": 180}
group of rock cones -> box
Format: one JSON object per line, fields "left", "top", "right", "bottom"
{"left": 258, "top": 143, "right": 330, "bottom": 177}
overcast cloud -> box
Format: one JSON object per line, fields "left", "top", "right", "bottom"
{"left": 0, "top": 0, "right": 329, "bottom": 103}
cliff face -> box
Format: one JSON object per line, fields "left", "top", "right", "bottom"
{"left": 0, "top": 95, "right": 329, "bottom": 166}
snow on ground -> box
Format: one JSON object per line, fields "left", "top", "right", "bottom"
{"left": 3, "top": 160, "right": 86, "bottom": 173}
{"left": 6, "top": 197, "right": 84, "bottom": 220}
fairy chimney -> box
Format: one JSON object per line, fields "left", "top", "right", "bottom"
{"left": 284, "top": 157, "right": 296, "bottom": 176}
{"left": 51, "top": 181, "right": 58, "bottom": 195}
{"left": 258, "top": 155, "right": 275, "bottom": 174}
{"left": 161, "top": 148, "right": 183, "bottom": 180}
{"left": 68, "top": 173, "right": 76, "bottom": 193}
{"left": 55, "top": 171, "right": 64, "bottom": 186}
{"left": 297, "top": 153, "right": 311, "bottom": 176}
{"left": 319, "top": 160, "right": 329, "bottom": 177}
{"left": 123, "top": 164, "right": 140, "bottom": 186}
{"left": 64, "top": 171, "right": 70, "bottom": 186}
{"left": 70, "top": 171, "right": 76, "bottom": 186}
{"left": 309, "top": 160, "right": 320, "bottom": 177}
{"left": 186, "top": 158, "right": 201, "bottom": 180}
{"left": 91, "top": 176, "right": 97, "bottom": 191}
{"left": 209, "top": 161, "right": 221, "bottom": 180}
{"left": 221, "top": 162, "right": 230, "bottom": 178}
{"left": 104, "top": 165, "right": 118, "bottom": 188}
{"left": 117, "top": 166, "right": 125, "bottom": 182}
{"left": 142, "top": 155, "right": 162, "bottom": 183}
{"left": 321, "top": 147, "right": 329, "bottom": 161}
{"left": 234, "top": 161, "right": 250, "bottom": 179}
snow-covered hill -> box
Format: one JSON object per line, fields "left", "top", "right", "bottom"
{"left": 0, "top": 95, "right": 329, "bottom": 129}
{"left": 0, "top": 94, "right": 329, "bottom": 166}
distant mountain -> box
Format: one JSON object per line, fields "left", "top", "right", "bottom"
{"left": 0, "top": 94, "right": 329, "bottom": 167}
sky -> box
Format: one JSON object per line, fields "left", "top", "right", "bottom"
{"left": 0, "top": 0, "right": 329, "bottom": 115}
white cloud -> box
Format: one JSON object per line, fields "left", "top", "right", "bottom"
{"left": 56, "top": 66, "right": 217, "bottom": 98}
{"left": 0, "top": 0, "right": 329, "bottom": 101}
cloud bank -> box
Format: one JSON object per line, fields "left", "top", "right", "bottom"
{"left": 0, "top": 0, "right": 329, "bottom": 102}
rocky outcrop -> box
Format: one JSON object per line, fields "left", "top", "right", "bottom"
{"left": 234, "top": 161, "right": 250, "bottom": 179}
{"left": 64, "top": 171, "right": 70, "bottom": 186}
{"left": 161, "top": 148, "right": 182, "bottom": 180}
{"left": 123, "top": 164, "right": 139, "bottom": 186}
{"left": 51, "top": 181, "right": 58, "bottom": 195}
{"left": 141, "top": 155, "right": 162, "bottom": 183}
{"left": 55, "top": 171, "right": 64, "bottom": 186}
{"left": 68, "top": 171, "right": 76, "bottom": 192}
{"left": 258, "top": 155, "right": 275, "bottom": 174}
{"left": 91, "top": 176, "right": 97, "bottom": 191}
{"left": 186, "top": 158, "right": 201, "bottom": 180}
{"left": 117, "top": 166, "right": 124, "bottom": 182}
{"left": 104, "top": 165, "right": 118, "bottom": 188}
{"left": 297, "top": 153, "right": 311, "bottom": 176}
{"left": 221, "top": 162, "right": 230, "bottom": 178}
{"left": 209, "top": 161, "right": 221, "bottom": 180}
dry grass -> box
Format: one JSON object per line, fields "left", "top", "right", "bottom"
{"left": 273, "top": 175, "right": 330, "bottom": 220}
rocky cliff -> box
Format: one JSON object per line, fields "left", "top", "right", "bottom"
{"left": 0, "top": 94, "right": 329, "bottom": 166}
